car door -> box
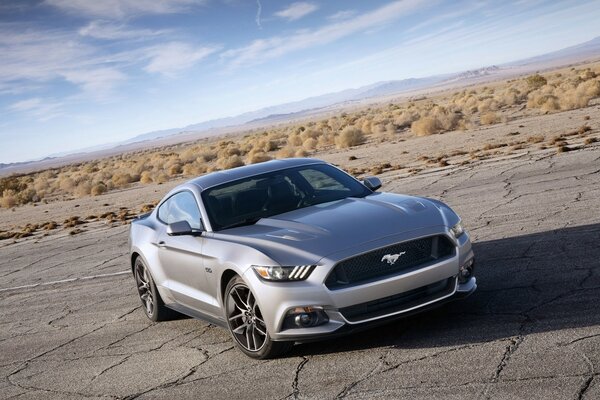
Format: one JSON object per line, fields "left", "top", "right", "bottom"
{"left": 156, "top": 191, "right": 220, "bottom": 316}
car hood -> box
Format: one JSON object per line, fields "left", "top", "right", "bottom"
{"left": 210, "top": 192, "right": 455, "bottom": 265}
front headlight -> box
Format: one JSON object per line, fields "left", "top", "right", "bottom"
{"left": 252, "top": 265, "right": 316, "bottom": 281}
{"left": 450, "top": 221, "right": 465, "bottom": 238}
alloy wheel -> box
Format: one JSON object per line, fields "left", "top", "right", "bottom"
{"left": 227, "top": 283, "right": 267, "bottom": 352}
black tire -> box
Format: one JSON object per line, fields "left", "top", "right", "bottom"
{"left": 225, "top": 276, "right": 293, "bottom": 359}
{"left": 134, "top": 257, "right": 178, "bottom": 322}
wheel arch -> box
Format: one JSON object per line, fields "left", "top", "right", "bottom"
{"left": 220, "top": 269, "right": 239, "bottom": 302}
{"left": 130, "top": 252, "right": 140, "bottom": 273}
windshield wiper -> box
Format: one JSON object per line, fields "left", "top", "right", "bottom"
{"left": 220, "top": 217, "right": 262, "bottom": 231}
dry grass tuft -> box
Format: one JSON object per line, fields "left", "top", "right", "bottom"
{"left": 335, "top": 126, "right": 366, "bottom": 148}
{"left": 216, "top": 155, "right": 244, "bottom": 170}
{"left": 411, "top": 116, "right": 441, "bottom": 136}
{"left": 527, "top": 135, "right": 544, "bottom": 143}
{"left": 480, "top": 112, "right": 498, "bottom": 125}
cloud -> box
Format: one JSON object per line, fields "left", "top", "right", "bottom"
{"left": 0, "top": 27, "right": 94, "bottom": 83}
{"left": 79, "top": 20, "right": 167, "bottom": 40}
{"left": 44, "top": 0, "right": 206, "bottom": 19}
{"left": 144, "top": 42, "right": 217, "bottom": 76}
{"left": 274, "top": 2, "right": 318, "bottom": 21}
{"left": 223, "top": 0, "right": 428, "bottom": 68}
{"left": 62, "top": 67, "right": 126, "bottom": 95}
{"left": 255, "top": 0, "right": 262, "bottom": 28}
{"left": 327, "top": 10, "right": 356, "bottom": 21}
{"left": 8, "top": 98, "right": 64, "bottom": 121}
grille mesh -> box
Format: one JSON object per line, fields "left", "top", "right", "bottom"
{"left": 325, "top": 235, "right": 455, "bottom": 290}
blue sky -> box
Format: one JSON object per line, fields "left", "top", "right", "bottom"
{"left": 1, "top": 0, "right": 600, "bottom": 163}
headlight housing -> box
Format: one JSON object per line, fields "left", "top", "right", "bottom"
{"left": 252, "top": 265, "right": 316, "bottom": 281}
{"left": 450, "top": 221, "right": 465, "bottom": 238}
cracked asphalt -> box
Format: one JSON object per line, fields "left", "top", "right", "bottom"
{"left": 1, "top": 147, "right": 599, "bottom": 399}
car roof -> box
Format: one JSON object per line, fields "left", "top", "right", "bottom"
{"left": 188, "top": 157, "right": 326, "bottom": 190}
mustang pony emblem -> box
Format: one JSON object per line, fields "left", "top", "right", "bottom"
{"left": 381, "top": 252, "right": 406, "bottom": 265}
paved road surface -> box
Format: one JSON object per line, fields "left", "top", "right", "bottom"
{"left": 1, "top": 148, "right": 599, "bottom": 399}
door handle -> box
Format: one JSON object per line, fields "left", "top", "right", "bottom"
{"left": 157, "top": 241, "right": 167, "bottom": 248}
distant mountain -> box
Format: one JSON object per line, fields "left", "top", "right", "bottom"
{"left": 513, "top": 36, "right": 600, "bottom": 66}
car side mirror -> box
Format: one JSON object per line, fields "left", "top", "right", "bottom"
{"left": 363, "top": 176, "right": 382, "bottom": 191}
{"left": 167, "top": 220, "right": 204, "bottom": 236}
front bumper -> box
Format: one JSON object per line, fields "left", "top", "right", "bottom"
{"left": 281, "top": 277, "right": 476, "bottom": 343}
{"left": 243, "top": 228, "right": 476, "bottom": 342}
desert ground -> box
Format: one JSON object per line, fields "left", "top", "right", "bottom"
{"left": 1, "top": 66, "right": 600, "bottom": 399}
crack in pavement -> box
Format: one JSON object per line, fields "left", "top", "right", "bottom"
{"left": 292, "top": 356, "right": 309, "bottom": 399}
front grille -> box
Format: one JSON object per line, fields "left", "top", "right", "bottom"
{"left": 340, "top": 278, "right": 455, "bottom": 322}
{"left": 325, "top": 235, "right": 455, "bottom": 290}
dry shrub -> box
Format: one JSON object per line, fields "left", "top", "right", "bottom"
{"left": 393, "top": 110, "right": 419, "bottom": 129}
{"left": 317, "top": 132, "right": 335, "bottom": 147}
{"left": 140, "top": 171, "right": 153, "bottom": 184}
{"left": 526, "top": 74, "right": 547, "bottom": 89}
{"left": 0, "top": 194, "right": 16, "bottom": 208}
{"left": 411, "top": 116, "right": 441, "bottom": 136}
{"left": 253, "top": 138, "right": 278, "bottom": 153}
{"left": 216, "top": 155, "right": 244, "bottom": 170}
{"left": 42, "top": 221, "right": 57, "bottom": 230}
{"left": 300, "top": 129, "right": 321, "bottom": 141}
{"left": 112, "top": 173, "right": 134, "bottom": 187}
{"left": 276, "top": 146, "right": 297, "bottom": 158}
{"left": 527, "top": 135, "right": 544, "bottom": 143}
{"left": 246, "top": 152, "right": 272, "bottom": 164}
{"left": 222, "top": 146, "right": 242, "bottom": 157}
{"left": 74, "top": 182, "right": 92, "bottom": 197}
{"left": 154, "top": 173, "right": 169, "bottom": 184}
{"left": 302, "top": 138, "right": 317, "bottom": 150}
{"left": 59, "top": 177, "right": 75, "bottom": 191}
{"left": 287, "top": 133, "right": 303, "bottom": 147}
{"left": 168, "top": 163, "right": 182, "bottom": 176}
{"left": 198, "top": 150, "right": 217, "bottom": 162}
{"left": 91, "top": 183, "right": 107, "bottom": 196}
{"left": 295, "top": 149, "right": 308, "bottom": 157}
{"left": 335, "top": 126, "right": 366, "bottom": 148}
{"left": 480, "top": 112, "right": 498, "bottom": 125}
{"left": 182, "top": 163, "right": 207, "bottom": 176}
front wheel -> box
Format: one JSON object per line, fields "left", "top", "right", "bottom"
{"left": 225, "top": 276, "right": 293, "bottom": 359}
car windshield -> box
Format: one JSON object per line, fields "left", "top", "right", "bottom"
{"left": 202, "top": 163, "right": 371, "bottom": 231}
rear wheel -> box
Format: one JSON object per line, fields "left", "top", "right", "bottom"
{"left": 225, "top": 276, "right": 293, "bottom": 359}
{"left": 134, "top": 257, "right": 176, "bottom": 322}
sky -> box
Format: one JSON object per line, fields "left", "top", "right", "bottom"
{"left": 1, "top": 0, "right": 600, "bottom": 164}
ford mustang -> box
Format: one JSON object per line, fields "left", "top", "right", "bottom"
{"left": 129, "top": 158, "right": 476, "bottom": 358}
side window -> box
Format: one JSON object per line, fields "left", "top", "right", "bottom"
{"left": 157, "top": 192, "right": 202, "bottom": 229}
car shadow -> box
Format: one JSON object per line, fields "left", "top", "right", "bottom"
{"left": 290, "top": 223, "right": 600, "bottom": 356}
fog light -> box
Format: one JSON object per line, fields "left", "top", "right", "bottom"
{"left": 459, "top": 258, "right": 475, "bottom": 284}
{"left": 295, "top": 313, "right": 313, "bottom": 327}
{"left": 282, "top": 306, "right": 329, "bottom": 330}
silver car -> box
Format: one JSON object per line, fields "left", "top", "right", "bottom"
{"left": 129, "top": 158, "right": 476, "bottom": 358}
